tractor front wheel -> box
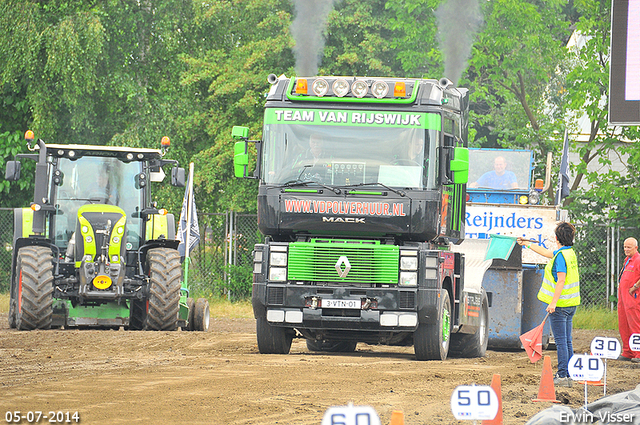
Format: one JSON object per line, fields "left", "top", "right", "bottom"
{"left": 14, "top": 246, "right": 54, "bottom": 330}
{"left": 144, "top": 248, "right": 181, "bottom": 331}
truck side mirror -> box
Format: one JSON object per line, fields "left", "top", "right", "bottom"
{"left": 232, "top": 126, "right": 249, "bottom": 139}
{"left": 171, "top": 167, "right": 186, "bottom": 187}
{"left": 450, "top": 147, "right": 469, "bottom": 184}
{"left": 5, "top": 161, "right": 21, "bottom": 181}
{"left": 234, "top": 141, "right": 249, "bottom": 178}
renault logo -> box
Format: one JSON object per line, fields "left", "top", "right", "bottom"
{"left": 335, "top": 256, "right": 351, "bottom": 278}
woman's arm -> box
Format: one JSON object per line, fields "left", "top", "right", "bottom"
{"left": 517, "top": 237, "right": 554, "bottom": 258}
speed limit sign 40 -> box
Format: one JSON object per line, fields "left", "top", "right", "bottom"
{"left": 568, "top": 354, "right": 604, "bottom": 382}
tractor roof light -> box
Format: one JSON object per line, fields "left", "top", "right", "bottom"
{"left": 158, "top": 208, "right": 168, "bottom": 215}
{"left": 24, "top": 130, "right": 34, "bottom": 142}
{"left": 161, "top": 136, "right": 170, "bottom": 149}
{"left": 371, "top": 80, "right": 389, "bottom": 99}
{"left": 351, "top": 80, "right": 369, "bottom": 98}
{"left": 332, "top": 78, "right": 350, "bottom": 97}
{"left": 311, "top": 78, "right": 329, "bottom": 97}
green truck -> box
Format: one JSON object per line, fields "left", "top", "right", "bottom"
{"left": 233, "top": 75, "right": 488, "bottom": 360}
{"left": 6, "top": 133, "right": 209, "bottom": 331}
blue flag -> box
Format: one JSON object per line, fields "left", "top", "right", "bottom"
{"left": 177, "top": 179, "right": 199, "bottom": 259}
{"left": 485, "top": 234, "right": 517, "bottom": 261}
{"left": 556, "top": 129, "right": 571, "bottom": 204}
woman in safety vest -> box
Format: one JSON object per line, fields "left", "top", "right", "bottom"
{"left": 518, "top": 222, "right": 580, "bottom": 388}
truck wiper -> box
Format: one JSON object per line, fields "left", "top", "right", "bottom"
{"left": 280, "top": 180, "right": 342, "bottom": 195}
{"left": 345, "top": 182, "right": 406, "bottom": 197}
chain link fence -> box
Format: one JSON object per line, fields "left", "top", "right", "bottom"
{"left": 0, "top": 207, "right": 631, "bottom": 308}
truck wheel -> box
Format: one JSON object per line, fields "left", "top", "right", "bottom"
{"left": 414, "top": 289, "right": 451, "bottom": 361}
{"left": 449, "top": 293, "right": 489, "bottom": 358}
{"left": 193, "top": 298, "right": 210, "bottom": 332}
{"left": 128, "top": 298, "right": 147, "bottom": 330}
{"left": 14, "top": 246, "right": 54, "bottom": 330}
{"left": 306, "top": 339, "right": 357, "bottom": 353}
{"left": 144, "top": 248, "right": 181, "bottom": 331}
{"left": 256, "top": 316, "right": 293, "bottom": 354}
{"left": 186, "top": 297, "right": 195, "bottom": 331}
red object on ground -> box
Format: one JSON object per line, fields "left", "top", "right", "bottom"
{"left": 532, "top": 355, "right": 560, "bottom": 403}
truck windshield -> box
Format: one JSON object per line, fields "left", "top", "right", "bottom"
{"left": 261, "top": 110, "right": 439, "bottom": 190}
{"left": 52, "top": 157, "right": 144, "bottom": 250}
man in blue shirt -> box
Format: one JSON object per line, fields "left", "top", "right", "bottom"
{"left": 469, "top": 156, "right": 518, "bottom": 190}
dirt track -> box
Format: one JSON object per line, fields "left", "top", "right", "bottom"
{"left": 0, "top": 314, "right": 638, "bottom": 425}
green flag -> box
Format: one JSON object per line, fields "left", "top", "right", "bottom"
{"left": 485, "top": 234, "right": 517, "bottom": 261}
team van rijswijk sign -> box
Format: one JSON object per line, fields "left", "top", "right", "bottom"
{"left": 265, "top": 108, "right": 440, "bottom": 129}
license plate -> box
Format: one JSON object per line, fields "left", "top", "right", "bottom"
{"left": 322, "top": 299, "right": 361, "bottom": 309}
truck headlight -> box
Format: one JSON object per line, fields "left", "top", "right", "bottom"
{"left": 399, "top": 271, "right": 417, "bottom": 286}
{"left": 269, "top": 267, "right": 287, "bottom": 282}
{"left": 270, "top": 252, "right": 287, "bottom": 267}
{"left": 400, "top": 256, "right": 418, "bottom": 271}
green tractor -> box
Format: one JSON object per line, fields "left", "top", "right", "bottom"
{"left": 5, "top": 131, "right": 209, "bottom": 331}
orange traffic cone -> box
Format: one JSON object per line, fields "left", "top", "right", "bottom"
{"left": 389, "top": 410, "right": 404, "bottom": 425}
{"left": 482, "top": 373, "right": 503, "bottom": 424}
{"left": 532, "top": 355, "right": 560, "bottom": 403}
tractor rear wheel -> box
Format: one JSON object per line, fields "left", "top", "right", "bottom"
{"left": 414, "top": 289, "right": 451, "bottom": 361}
{"left": 128, "top": 298, "right": 147, "bottom": 330}
{"left": 14, "top": 246, "right": 54, "bottom": 330}
{"left": 193, "top": 298, "right": 210, "bottom": 332}
{"left": 144, "top": 248, "right": 181, "bottom": 331}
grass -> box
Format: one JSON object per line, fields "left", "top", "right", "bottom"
{"left": 574, "top": 305, "right": 619, "bottom": 330}
{"left": 0, "top": 292, "right": 619, "bottom": 328}
{"left": 0, "top": 292, "right": 254, "bottom": 318}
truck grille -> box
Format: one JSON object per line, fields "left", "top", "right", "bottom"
{"left": 287, "top": 239, "right": 399, "bottom": 284}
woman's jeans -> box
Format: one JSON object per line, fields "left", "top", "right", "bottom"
{"left": 549, "top": 306, "right": 577, "bottom": 378}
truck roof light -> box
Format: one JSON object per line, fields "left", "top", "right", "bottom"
{"left": 351, "top": 80, "right": 368, "bottom": 98}
{"left": 371, "top": 81, "right": 389, "bottom": 99}
{"left": 126, "top": 153, "right": 134, "bottom": 160}
{"left": 295, "top": 79, "right": 308, "bottom": 95}
{"left": 312, "top": 78, "right": 329, "bottom": 97}
{"left": 519, "top": 195, "right": 529, "bottom": 204}
{"left": 25, "top": 130, "right": 34, "bottom": 142}
{"left": 332, "top": 79, "right": 350, "bottom": 97}
{"left": 394, "top": 82, "right": 406, "bottom": 97}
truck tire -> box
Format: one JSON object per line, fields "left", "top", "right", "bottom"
{"left": 256, "top": 316, "right": 293, "bottom": 354}
{"left": 306, "top": 339, "right": 357, "bottom": 353}
{"left": 186, "top": 297, "right": 195, "bottom": 331}
{"left": 193, "top": 298, "right": 210, "bottom": 332}
{"left": 144, "top": 248, "right": 181, "bottom": 331}
{"left": 414, "top": 289, "right": 451, "bottom": 361}
{"left": 449, "top": 293, "right": 489, "bottom": 358}
{"left": 14, "top": 246, "right": 54, "bottom": 330}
